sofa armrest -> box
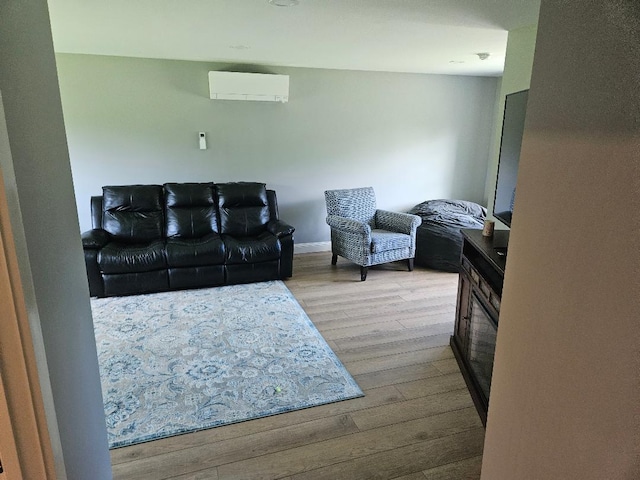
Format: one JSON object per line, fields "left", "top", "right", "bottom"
{"left": 81, "top": 229, "right": 111, "bottom": 249}
{"left": 81, "top": 229, "right": 109, "bottom": 297}
{"left": 326, "top": 215, "right": 372, "bottom": 236}
{"left": 267, "top": 219, "right": 295, "bottom": 238}
{"left": 375, "top": 210, "right": 422, "bottom": 235}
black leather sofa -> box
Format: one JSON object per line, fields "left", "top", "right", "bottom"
{"left": 81, "top": 182, "right": 295, "bottom": 297}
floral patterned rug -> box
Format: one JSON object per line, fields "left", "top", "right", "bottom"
{"left": 91, "top": 281, "right": 363, "bottom": 449}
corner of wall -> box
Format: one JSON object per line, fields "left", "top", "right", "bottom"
{"left": 484, "top": 23, "right": 539, "bottom": 218}
{"left": 0, "top": 1, "right": 112, "bottom": 478}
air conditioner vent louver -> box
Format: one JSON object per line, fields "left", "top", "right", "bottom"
{"left": 208, "top": 71, "right": 289, "bottom": 103}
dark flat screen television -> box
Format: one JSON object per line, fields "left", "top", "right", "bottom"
{"left": 493, "top": 89, "right": 529, "bottom": 227}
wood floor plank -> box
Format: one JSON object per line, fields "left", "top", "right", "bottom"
{"left": 393, "top": 372, "right": 466, "bottom": 400}
{"left": 216, "top": 409, "right": 482, "bottom": 480}
{"left": 350, "top": 389, "right": 478, "bottom": 431}
{"left": 298, "top": 309, "right": 349, "bottom": 323}
{"left": 335, "top": 333, "right": 451, "bottom": 364}
{"left": 314, "top": 306, "right": 454, "bottom": 332}
{"left": 431, "top": 358, "right": 461, "bottom": 375}
{"left": 398, "top": 289, "right": 458, "bottom": 302}
{"left": 302, "top": 294, "right": 406, "bottom": 314}
{"left": 302, "top": 287, "right": 405, "bottom": 306}
{"left": 388, "top": 473, "right": 427, "bottom": 480}
{"left": 344, "top": 346, "right": 454, "bottom": 376}
{"left": 332, "top": 322, "right": 453, "bottom": 351}
{"left": 397, "top": 312, "right": 455, "bottom": 329}
{"left": 318, "top": 320, "right": 407, "bottom": 341}
{"left": 353, "top": 363, "right": 446, "bottom": 391}
{"left": 113, "top": 415, "right": 360, "bottom": 480}
{"left": 312, "top": 312, "right": 401, "bottom": 331}
{"left": 293, "top": 273, "right": 455, "bottom": 297}
{"left": 287, "top": 427, "right": 485, "bottom": 480}
{"left": 341, "top": 300, "right": 455, "bottom": 320}
{"left": 421, "top": 454, "right": 483, "bottom": 480}
{"left": 169, "top": 469, "right": 219, "bottom": 480}
{"left": 303, "top": 296, "right": 457, "bottom": 320}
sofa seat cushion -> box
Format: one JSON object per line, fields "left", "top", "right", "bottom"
{"left": 165, "top": 234, "right": 225, "bottom": 267}
{"left": 98, "top": 240, "right": 167, "bottom": 274}
{"left": 370, "top": 229, "right": 412, "bottom": 253}
{"left": 223, "top": 232, "right": 281, "bottom": 264}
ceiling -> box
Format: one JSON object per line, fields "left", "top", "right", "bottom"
{"left": 47, "top": 0, "right": 540, "bottom": 77}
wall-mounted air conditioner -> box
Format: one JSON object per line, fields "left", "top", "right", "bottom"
{"left": 208, "top": 71, "right": 289, "bottom": 103}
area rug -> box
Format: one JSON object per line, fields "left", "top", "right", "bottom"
{"left": 91, "top": 281, "right": 363, "bottom": 449}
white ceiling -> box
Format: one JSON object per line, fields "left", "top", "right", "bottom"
{"left": 47, "top": 0, "right": 540, "bottom": 77}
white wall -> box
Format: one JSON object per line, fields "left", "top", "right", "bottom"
{"left": 481, "top": 1, "right": 639, "bottom": 478}
{"left": 55, "top": 54, "right": 498, "bottom": 243}
{"left": 0, "top": 2, "right": 111, "bottom": 479}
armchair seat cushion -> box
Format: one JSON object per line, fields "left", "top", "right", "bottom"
{"left": 223, "top": 232, "right": 281, "bottom": 264}
{"left": 165, "top": 234, "right": 225, "bottom": 267}
{"left": 98, "top": 240, "right": 167, "bottom": 274}
{"left": 370, "top": 230, "right": 412, "bottom": 253}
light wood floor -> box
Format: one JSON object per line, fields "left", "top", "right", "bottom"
{"left": 110, "top": 253, "right": 484, "bottom": 480}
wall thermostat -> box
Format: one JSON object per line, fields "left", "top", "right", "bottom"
{"left": 199, "top": 132, "right": 207, "bottom": 150}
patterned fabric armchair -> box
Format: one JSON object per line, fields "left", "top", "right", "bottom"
{"left": 324, "top": 187, "right": 422, "bottom": 281}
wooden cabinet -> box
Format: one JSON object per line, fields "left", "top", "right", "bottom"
{"left": 451, "top": 229, "right": 508, "bottom": 426}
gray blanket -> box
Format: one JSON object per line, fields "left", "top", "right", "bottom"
{"left": 408, "top": 199, "right": 486, "bottom": 272}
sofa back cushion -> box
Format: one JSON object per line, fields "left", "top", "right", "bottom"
{"left": 164, "top": 183, "right": 218, "bottom": 238}
{"left": 102, "top": 185, "right": 164, "bottom": 243}
{"left": 216, "top": 182, "right": 270, "bottom": 236}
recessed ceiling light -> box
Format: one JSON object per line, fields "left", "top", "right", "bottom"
{"left": 269, "top": 0, "right": 299, "bottom": 6}
{"left": 229, "top": 45, "right": 250, "bottom": 50}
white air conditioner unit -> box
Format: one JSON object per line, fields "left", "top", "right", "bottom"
{"left": 208, "top": 71, "right": 289, "bottom": 103}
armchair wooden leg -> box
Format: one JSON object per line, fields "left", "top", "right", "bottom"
{"left": 360, "top": 266, "right": 368, "bottom": 281}
{"left": 331, "top": 254, "right": 338, "bottom": 265}
{"left": 408, "top": 258, "right": 414, "bottom": 272}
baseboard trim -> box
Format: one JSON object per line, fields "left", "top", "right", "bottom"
{"left": 294, "top": 242, "right": 332, "bottom": 254}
